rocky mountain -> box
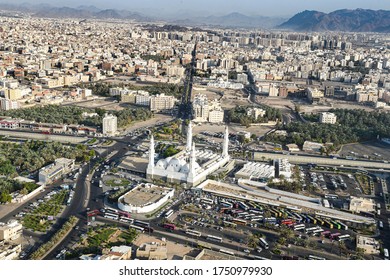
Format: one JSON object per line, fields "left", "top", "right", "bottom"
{"left": 278, "top": 9, "right": 390, "bottom": 32}
{"left": 173, "top": 12, "right": 286, "bottom": 29}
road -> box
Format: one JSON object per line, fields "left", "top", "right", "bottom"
{"left": 253, "top": 151, "right": 390, "bottom": 171}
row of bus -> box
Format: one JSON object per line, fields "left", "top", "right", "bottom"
{"left": 293, "top": 224, "right": 351, "bottom": 241}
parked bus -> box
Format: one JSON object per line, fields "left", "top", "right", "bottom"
{"left": 162, "top": 223, "right": 176, "bottom": 231}
{"left": 186, "top": 229, "right": 202, "bottom": 237}
{"left": 119, "top": 217, "right": 134, "bottom": 224}
{"left": 118, "top": 211, "right": 131, "bottom": 218}
{"left": 293, "top": 224, "right": 305, "bottom": 231}
{"left": 311, "top": 228, "right": 324, "bottom": 236}
{"left": 238, "top": 201, "right": 249, "bottom": 211}
{"left": 321, "top": 230, "right": 331, "bottom": 237}
{"left": 315, "top": 218, "right": 325, "bottom": 226}
{"left": 259, "top": 238, "right": 269, "bottom": 249}
{"left": 263, "top": 217, "right": 277, "bottom": 224}
{"left": 337, "top": 234, "right": 351, "bottom": 242}
{"left": 268, "top": 209, "right": 279, "bottom": 217}
{"left": 330, "top": 232, "right": 341, "bottom": 240}
{"left": 332, "top": 221, "right": 341, "bottom": 230}
{"left": 207, "top": 235, "right": 223, "bottom": 243}
{"left": 232, "top": 218, "right": 247, "bottom": 226}
{"left": 281, "top": 219, "right": 295, "bottom": 226}
{"left": 307, "top": 215, "right": 317, "bottom": 224}
{"left": 223, "top": 221, "right": 237, "bottom": 228}
{"left": 251, "top": 216, "right": 263, "bottom": 222}
{"left": 134, "top": 220, "right": 150, "bottom": 227}
{"left": 87, "top": 209, "right": 100, "bottom": 217}
{"left": 305, "top": 226, "right": 319, "bottom": 234}
{"left": 201, "top": 197, "right": 213, "bottom": 204}
{"left": 105, "top": 207, "right": 119, "bottom": 214}
{"left": 129, "top": 224, "right": 145, "bottom": 232}
{"left": 142, "top": 226, "right": 154, "bottom": 234}
{"left": 249, "top": 209, "right": 263, "bottom": 215}
{"left": 221, "top": 201, "right": 233, "bottom": 208}
{"left": 308, "top": 255, "right": 326, "bottom": 260}
{"left": 219, "top": 249, "right": 235, "bottom": 256}
{"left": 384, "top": 248, "right": 389, "bottom": 260}
{"left": 338, "top": 221, "right": 348, "bottom": 231}
{"left": 164, "top": 209, "right": 174, "bottom": 218}
{"left": 104, "top": 213, "right": 119, "bottom": 220}
{"left": 324, "top": 220, "right": 334, "bottom": 229}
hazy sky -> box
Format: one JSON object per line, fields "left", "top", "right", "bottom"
{"left": 7, "top": 0, "right": 390, "bottom": 17}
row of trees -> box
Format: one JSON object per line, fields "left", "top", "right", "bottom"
{"left": 226, "top": 105, "right": 282, "bottom": 127}
{"left": 264, "top": 109, "right": 390, "bottom": 148}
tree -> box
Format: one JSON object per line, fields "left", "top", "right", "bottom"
{"left": 0, "top": 190, "right": 12, "bottom": 203}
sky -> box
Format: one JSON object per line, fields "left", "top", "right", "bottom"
{"left": 6, "top": 0, "right": 390, "bottom": 17}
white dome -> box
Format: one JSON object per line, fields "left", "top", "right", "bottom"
{"left": 156, "top": 159, "right": 168, "bottom": 169}
{"left": 180, "top": 163, "right": 190, "bottom": 173}
{"left": 166, "top": 157, "right": 185, "bottom": 172}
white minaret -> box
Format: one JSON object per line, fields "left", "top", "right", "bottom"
{"left": 222, "top": 125, "right": 229, "bottom": 158}
{"left": 186, "top": 121, "right": 193, "bottom": 151}
{"left": 188, "top": 143, "right": 196, "bottom": 182}
{"left": 147, "top": 135, "right": 155, "bottom": 173}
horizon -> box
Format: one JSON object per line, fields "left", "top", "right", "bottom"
{"left": 1, "top": 0, "right": 390, "bottom": 18}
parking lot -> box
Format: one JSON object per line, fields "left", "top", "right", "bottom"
{"left": 340, "top": 141, "right": 390, "bottom": 161}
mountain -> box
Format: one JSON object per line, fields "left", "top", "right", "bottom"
{"left": 172, "top": 12, "right": 286, "bottom": 29}
{"left": 279, "top": 9, "right": 390, "bottom": 32}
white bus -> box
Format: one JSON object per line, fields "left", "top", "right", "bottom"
{"left": 206, "top": 235, "right": 223, "bottom": 243}
{"left": 308, "top": 255, "right": 326, "bottom": 260}
{"left": 105, "top": 207, "right": 119, "bottom": 214}
{"left": 293, "top": 224, "right": 305, "bottom": 231}
{"left": 129, "top": 224, "right": 145, "bottom": 232}
{"left": 384, "top": 248, "right": 389, "bottom": 260}
{"left": 164, "top": 209, "right": 174, "bottom": 218}
{"left": 219, "top": 249, "right": 235, "bottom": 256}
{"left": 186, "top": 229, "right": 202, "bottom": 237}
{"left": 238, "top": 201, "right": 249, "bottom": 211}
{"left": 311, "top": 228, "right": 324, "bottom": 235}
{"left": 337, "top": 234, "right": 351, "bottom": 242}
{"left": 104, "top": 213, "right": 119, "bottom": 220}
{"left": 119, "top": 217, "right": 134, "bottom": 224}
{"left": 201, "top": 197, "right": 213, "bottom": 204}
{"left": 379, "top": 221, "right": 384, "bottom": 229}
{"left": 305, "top": 226, "right": 319, "bottom": 234}
{"left": 259, "top": 238, "right": 269, "bottom": 249}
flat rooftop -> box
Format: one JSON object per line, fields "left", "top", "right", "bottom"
{"left": 122, "top": 183, "right": 171, "bottom": 207}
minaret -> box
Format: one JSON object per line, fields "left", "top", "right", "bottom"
{"left": 222, "top": 125, "right": 229, "bottom": 158}
{"left": 186, "top": 121, "right": 193, "bottom": 152}
{"left": 147, "top": 135, "right": 155, "bottom": 173}
{"left": 188, "top": 143, "right": 196, "bottom": 182}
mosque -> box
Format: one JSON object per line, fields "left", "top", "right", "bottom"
{"left": 146, "top": 121, "right": 230, "bottom": 186}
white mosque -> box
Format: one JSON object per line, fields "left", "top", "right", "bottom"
{"left": 146, "top": 121, "right": 230, "bottom": 186}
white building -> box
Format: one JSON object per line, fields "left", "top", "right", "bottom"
{"left": 307, "top": 87, "right": 324, "bottom": 102}
{"left": 0, "top": 220, "right": 23, "bottom": 242}
{"left": 192, "top": 94, "right": 224, "bottom": 123}
{"left": 319, "top": 112, "right": 337, "bottom": 124}
{"left": 235, "top": 162, "right": 275, "bottom": 180}
{"left": 247, "top": 107, "right": 266, "bottom": 120}
{"left": 118, "top": 183, "right": 174, "bottom": 214}
{"left": 0, "top": 98, "right": 19, "bottom": 110}
{"left": 150, "top": 94, "right": 176, "bottom": 112}
{"left": 146, "top": 122, "right": 230, "bottom": 186}
{"left": 274, "top": 158, "right": 292, "bottom": 179}
{"left": 102, "top": 113, "right": 117, "bottom": 136}
{"left": 38, "top": 158, "right": 75, "bottom": 184}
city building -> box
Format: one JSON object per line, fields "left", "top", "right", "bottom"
{"left": 0, "top": 220, "right": 23, "bottom": 242}
{"left": 306, "top": 87, "right": 324, "bottom": 103}
{"left": 349, "top": 197, "right": 376, "bottom": 213}
{"left": 246, "top": 107, "right": 266, "bottom": 120}
{"left": 235, "top": 162, "right": 275, "bottom": 181}
{"left": 274, "top": 158, "right": 292, "bottom": 179}
{"left": 38, "top": 158, "right": 75, "bottom": 184}
{"left": 0, "top": 98, "right": 20, "bottom": 110}
{"left": 192, "top": 94, "right": 224, "bottom": 123}
{"left": 302, "top": 141, "right": 324, "bottom": 153}
{"left": 136, "top": 242, "right": 168, "bottom": 260}
{"left": 356, "top": 235, "right": 380, "bottom": 254}
{"left": 319, "top": 112, "right": 337, "bottom": 124}
{"left": 118, "top": 183, "right": 174, "bottom": 214}
{"left": 102, "top": 113, "right": 117, "bottom": 136}
{"left": 149, "top": 94, "right": 177, "bottom": 112}
{"left": 146, "top": 122, "right": 231, "bottom": 186}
